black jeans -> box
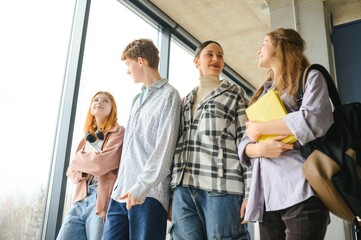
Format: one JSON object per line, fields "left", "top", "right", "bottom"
{"left": 259, "top": 196, "right": 330, "bottom": 240}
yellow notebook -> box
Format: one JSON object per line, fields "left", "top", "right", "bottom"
{"left": 245, "top": 89, "right": 297, "bottom": 143}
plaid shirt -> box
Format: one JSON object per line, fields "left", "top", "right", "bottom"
{"left": 171, "top": 79, "right": 248, "bottom": 195}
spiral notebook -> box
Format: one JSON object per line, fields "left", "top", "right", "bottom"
{"left": 245, "top": 89, "right": 297, "bottom": 144}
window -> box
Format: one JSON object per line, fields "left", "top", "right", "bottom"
{"left": 0, "top": 0, "right": 75, "bottom": 239}
{"left": 61, "top": 0, "right": 159, "bottom": 225}
{"left": 169, "top": 38, "right": 199, "bottom": 98}
{"left": 76, "top": 0, "right": 159, "bottom": 130}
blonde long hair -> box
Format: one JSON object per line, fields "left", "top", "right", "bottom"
{"left": 83, "top": 91, "right": 118, "bottom": 136}
{"left": 250, "top": 28, "right": 310, "bottom": 105}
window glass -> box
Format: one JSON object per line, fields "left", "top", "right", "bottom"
{"left": 76, "top": 0, "right": 159, "bottom": 130}
{"left": 62, "top": 0, "right": 159, "bottom": 216}
{"left": 0, "top": 0, "right": 75, "bottom": 239}
{"left": 169, "top": 39, "right": 199, "bottom": 98}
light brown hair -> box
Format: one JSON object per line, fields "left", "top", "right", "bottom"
{"left": 121, "top": 38, "right": 159, "bottom": 69}
{"left": 250, "top": 28, "right": 310, "bottom": 105}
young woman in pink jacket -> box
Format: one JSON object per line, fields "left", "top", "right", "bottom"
{"left": 57, "top": 91, "right": 125, "bottom": 240}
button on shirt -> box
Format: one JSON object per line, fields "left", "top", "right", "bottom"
{"left": 111, "top": 79, "right": 182, "bottom": 211}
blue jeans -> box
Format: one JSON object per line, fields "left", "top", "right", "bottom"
{"left": 170, "top": 186, "right": 250, "bottom": 240}
{"left": 56, "top": 186, "right": 104, "bottom": 240}
{"left": 102, "top": 197, "right": 167, "bottom": 240}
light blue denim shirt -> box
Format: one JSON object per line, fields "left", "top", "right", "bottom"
{"left": 238, "top": 70, "right": 334, "bottom": 222}
{"left": 111, "top": 78, "right": 181, "bottom": 211}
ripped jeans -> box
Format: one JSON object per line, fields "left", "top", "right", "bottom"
{"left": 170, "top": 186, "right": 250, "bottom": 240}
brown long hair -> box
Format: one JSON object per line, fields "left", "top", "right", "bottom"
{"left": 83, "top": 91, "right": 118, "bottom": 136}
{"left": 250, "top": 28, "right": 310, "bottom": 105}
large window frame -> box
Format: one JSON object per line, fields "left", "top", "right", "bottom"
{"left": 43, "top": 0, "right": 91, "bottom": 239}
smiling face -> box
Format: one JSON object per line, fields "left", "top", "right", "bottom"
{"left": 90, "top": 93, "right": 112, "bottom": 119}
{"left": 257, "top": 35, "right": 276, "bottom": 69}
{"left": 194, "top": 42, "right": 224, "bottom": 77}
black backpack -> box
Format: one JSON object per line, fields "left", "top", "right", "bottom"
{"left": 299, "top": 64, "right": 361, "bottom": 222}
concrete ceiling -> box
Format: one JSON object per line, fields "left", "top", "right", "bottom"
{"left": 150, "top": 0, "right": 361, "bottom": 89}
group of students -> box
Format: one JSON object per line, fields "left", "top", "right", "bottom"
{"left": 56, "top": 27, "right": 333, "bottom": 240}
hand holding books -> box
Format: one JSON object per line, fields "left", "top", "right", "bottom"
{"left": 245, "top": 89, "right": 297, "bottom": 144}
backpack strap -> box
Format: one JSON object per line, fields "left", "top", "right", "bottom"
{"left": 299, "top": 64, "right": 342, "bottom": 108}
{"left": 297, "top": 68, "right": 306, "bottom": 104}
